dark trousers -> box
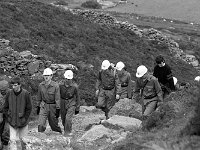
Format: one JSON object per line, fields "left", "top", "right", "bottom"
{"left": 38, "top": 103, "right": 62, "bottom": 133}
{"left": 60, "top": 105, "right": 75, "bottom": 134}
{"left": 96, "top": 88, "right": 116, "bottom": 119}
{"left": 0, "top": 115, "right": 9, "bottom": 145}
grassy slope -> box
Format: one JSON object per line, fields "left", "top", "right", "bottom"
{"left": 0, "top": 0, "right": 198, "bottom": 105}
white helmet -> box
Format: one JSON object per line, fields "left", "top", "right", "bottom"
{"left": 136, "top": 65, "right": 148, "bottom": 78}
{"left": 101, "top": 60, "right": 110, "bottom": 70}
{"left": 194, "top": 76, "right": 200, "bottom": 82}
{"left": 43, "top": 68, "right": 53, "bottom": 76}
{"left": 64, "top": 70, "right": 73, "bottom": 79}
{"left": 173, "top": 77, "right": 178, "bottom": 85}
{"left": 116, "top": 61, "right": 125, "bottom": 71}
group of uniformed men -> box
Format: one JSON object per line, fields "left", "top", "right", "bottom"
{"left": 0, "top": 54, "right": 177, "bottom": 149}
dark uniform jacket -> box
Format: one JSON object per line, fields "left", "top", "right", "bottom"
{"left": 59, "top": 83, "right": 80, "bottom": 111}
{"left": 3, "top": 89, "right": 32, "bottom": 128}
{"left": 37, "top": 81, "right": 60, "bottom": 109}
{"left": 118, "top": 71, "right": 133, "bottom": 99}
{"left": 135, "top": 75, "right": 163, "bottom": 105}
{"left": 95, "top": 68, "right": 121, "bottom": 95}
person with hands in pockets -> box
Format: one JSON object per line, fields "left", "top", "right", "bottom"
{"left": 59, "top": 70, "right": 80, "bottom": 136}
{"left": 37, "top": 68, "right": 62, "bottom": 133}
{"left": 3, "top": 76, "right": 32, "bottom": 149}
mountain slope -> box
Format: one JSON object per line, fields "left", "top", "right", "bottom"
{"left": 0, "top": 0, "right": 197, "bottom": 105}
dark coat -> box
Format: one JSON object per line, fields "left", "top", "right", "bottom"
{"left": 3, "top": 89, "right": 32, "bottom": 128}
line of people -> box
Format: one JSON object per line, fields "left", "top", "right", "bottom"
{"left": 0, "top": 54, "right": 177, "bottom": 149}
{"left": 95, "top": 55, "right": 177, "bottom": 120}
{"left": 0, "top": 68, "right": 80, "bottom": 149}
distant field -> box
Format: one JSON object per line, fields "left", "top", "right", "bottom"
{"left": 106, "top": 0, "right": 200, "bottom": 23}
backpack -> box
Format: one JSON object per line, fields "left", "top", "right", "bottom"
{"left": 99, "top": 68, "right": 116, "bottom": 90}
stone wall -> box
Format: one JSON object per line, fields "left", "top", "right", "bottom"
{"left": 69, "top": 9, "right": 199, "bottom": 69}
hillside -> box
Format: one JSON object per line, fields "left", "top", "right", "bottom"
{"left": 1, "top": 0, "right": 200, "bottom": 150}
{"left": 0, "top": 0, "right": 198, "bottom": 105}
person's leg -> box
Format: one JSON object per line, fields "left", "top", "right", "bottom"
{"left": 143, "top": 101, "right": 157, "bottom": 116}
{"left": 64, "top": 106, "right": 76, "bottom": 135}
{"left": 18, "top": 125, "right": 28, "bottom": 140}
{"left": 105, "top": 89, "right": 115, "bottom": 119}
{"left": 48, "top": 104, "right": 62, "bottom": 133}
{"left": 38, "top": 104, "right": 48, "bottom": 132}
{"left": 96, "top": 89, "right": 106, "bottom": 108}
{"left": 0, "top": 117, "right": 5, "bottom": 149}
{"left": 9, "top": 125, "right": 18, "bottom": 150}
{"left": 2, "top": 121, "right": 9, "bottom": 145}
{"left": 96, "top": 89, "right": 108, "bottom": 119}
{"left": 60, "top": 99, "right": 67, "bottom": 128}
{"left": 18, "top": 125, "right": 28, "bottom": 149}
{"left": 120, "top": 87, "right": 128, "bottom": 99}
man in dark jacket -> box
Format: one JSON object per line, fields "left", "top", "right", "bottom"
{"left": 95, "top": 60, "right": 121, "bottom": 119}
{"left": 3, "top": 76, "right": 32, "bottom": 148}
{"left": 60, "top": 70, "right": 80, "bottom": 136}
{"left": 0, "top": 79, "right": 9, "bottom": 149}
{"left": 135, "top": 65, "right": 163, "bottom": 117}
{"left": 116, "top": 61, "right": 133, "bottom": 99}
{"left": 153, "top": 55, "right": 175, "bottom": 99}
{"left": 37, "top": 68, "right": 62, "bottom": 133}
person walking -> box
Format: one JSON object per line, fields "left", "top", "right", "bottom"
{"left": 116, "top": 61, "right": 133, "bottom": 99}
{"left": 59, "top": 70, "right": 80, "bottom": 136}
{"left": 37, "top": 68, "right": 62, "bottom": 133}
{"left": 95, "top": 60, "right": 121, "bottom": 119}
{"left": 153, "top": 55, "right": 175, "bottom": 98}
{"left": 0, "top": 79, "right": 9, "bottom": 149}
{"left": 135, "top": 65, "right": 163, "bottom": 118}
{"left": 3, "top": 76, "right": 32, "bottom": 149}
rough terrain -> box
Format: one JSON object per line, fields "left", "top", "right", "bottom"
{"left": 1, "top": 0, "right": 200, "bottom": 149}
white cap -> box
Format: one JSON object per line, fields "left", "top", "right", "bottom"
{"left": 136, "top": 65, "right": 148, "bottom": 78}
{"left": 101, "top": 60, "right": 111, "bottom": 70}
{"left": 64, "top": 70, "right": 73, "bottom": 79}
{"left": 194, "top": 76, "right": 200, "bottom": 82}
{"left": 116, "top": 61, "right": 125, "bottom": 71}
{"left": 173, "top": 77, "right": 178, "bottom": 85}
{"left": 43, "top": 68, "right": 53, "bottom": 76}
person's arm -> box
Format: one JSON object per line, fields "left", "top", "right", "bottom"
{"left": 115, "top": 72, "right": 121, "bottom": 95}
{"left": 55, "top": 84, "right": 61, "bottom": 109}
{"left": 153, "top": 66, "right": 158, "bottom": 78}
{"left": 127, "top": 73, "right": 133, "bottom": 99}
{"left": 2, "top": 91, "right": 9, "bottom": 118}
{"left": 37, "top": 85, "right": 42, "bottom": 107}
{"left": 154, "top": 79, "right": 163, "bottom": 102}
{"left": 133, "top": 79, "right": 142, "bottom": 101}
{"left": 166, "top": 66, "right": 175, "bottom": 91}
{"left": 95, "top": 71, "right": 102, "bottom": 97}
{"left": 75, "top": 85, "right": 80, "bottom": 112}
{"left": 24, "top": 91, "right": 32, "bottom": 121}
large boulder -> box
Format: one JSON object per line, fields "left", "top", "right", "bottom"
{"left": 101, "top": 115, "right": 142, "bottom": 131}
{"left": 108, "top": 98, "right": 142, "bottom": 119}
{"left": 77, "top": 125, "right": 111, "bottom": 142}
